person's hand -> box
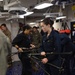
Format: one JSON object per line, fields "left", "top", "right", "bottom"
{"left": 41, "top": 58, "right": 48, "bottom": 64}
{"left": 15, "top": 45, "right": 19, "bottom": 49}
{"left": 18, "top": 48, "right": 23, "bottom": 52}
{"left": 41, "top": 51, "right": 46, "bottom": 56}
{"left": 30, "top": 44, "right": 35, "bottom": 48}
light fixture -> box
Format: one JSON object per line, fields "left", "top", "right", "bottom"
{"left": 43, "top": 13, "right": 57, "bottom": 18}
{"left": 45, "top": 15, "right": 56, "bottom": 18}
{"left": 34, "top": 1, "right": 53, "bottom": 9}
{"left": 62, "top": 2, "right": 66, "bottom": 9}
{"left": 29, "top": 22, "right": 36, "bottom": 25}
{"left": 9, "top": 7, "right": 27, "bottom": 15}
{"left": 45, "top": 14, "right": 56, "bottom": 18}
{"left": 0, "top": 0, "right": 3, "bottom": 1}
{"left": 56, "top": 16, "right": 66, "bottom": 20}
{"left": 40, "top": 19, "right": 44, "bottom": 21}
{"left": 19, "top": 11, "right": 34, "bottom": 18}
{"left": 24, "top": 12, "right": 34, "bottom": 16}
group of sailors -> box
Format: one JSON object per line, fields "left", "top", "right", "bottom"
{"left": 0, "top": 17, "right": 75, "bottom": 75}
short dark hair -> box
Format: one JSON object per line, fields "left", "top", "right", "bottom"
{"left": 23, "top": 25, "right": 31, "bottom": 32}
{"left": 42, "top": 17, "right": 54, "bottom": 27}
{"left": 19, "top": 22, "right": 24, "bottom": 27}
{"left": 33, "top": 26, "right": 38, "bottom": 29}
{"left": 1, "top": 23, "right": 6, "bottom": 27}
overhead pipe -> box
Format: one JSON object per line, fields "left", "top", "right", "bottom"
{"left": 6, "top": 0, "right": 21, "bottom": 7}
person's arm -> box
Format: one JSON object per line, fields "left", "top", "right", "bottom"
{"left": 12, "top": 34, "right": 23, "bottom": 52}
{"left": 15, "top": 45, "right": 23, "bottom": 52}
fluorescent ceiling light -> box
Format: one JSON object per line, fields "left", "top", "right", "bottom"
{"left": 34, "top": 2, "right": 53, "bottom": 9}
{"left": 45, "top": 15, "right": 56, "bottom": 18}
{"left": 56, "top": 16, "right": 66, "bottom": 20}
{"left": 35, "top": 19, "right": 44, "bottom": 22}
{"left": 29, "top": 22, "right": 36, "bottom": 25}
{"left": 0, "top": 0, "right": 3, "bottom": 1}
{"left": 24, "top": 12, "right": 34, "bottom": 16}
{"left": 19, "top": 15, "right": 24, "bottom": 18}
{"left": 19, "top": 12, "right": 34, "bottom": 18}
{"left": 43, "top": 13, "right": 56, "bottom": 18}
{"left": 40, "top": 19, "right": 44, "bottom": 21}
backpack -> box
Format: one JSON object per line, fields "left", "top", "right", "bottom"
{"left": 52, "top": 30, "right": 75, "bottom": 56}
{"left": 59, "top": 33, "right": 75, "bottom": 75}
{"left": 59, "top": 33, "right": 75, "bottom": 55}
